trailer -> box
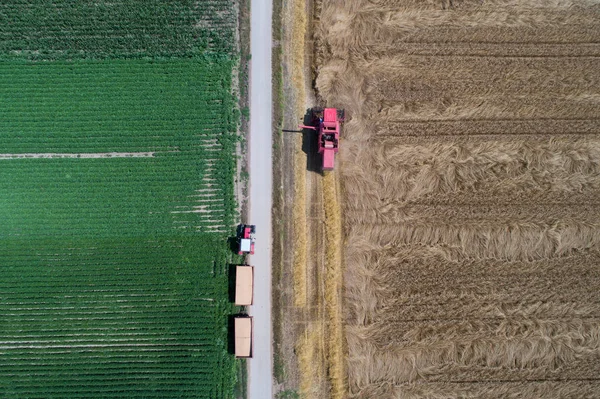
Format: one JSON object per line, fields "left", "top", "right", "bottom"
{"left": 234, "top": 316, "right": 253, "bottom": 358}
{"left": 235, "top": 265, "right": 254, "bottom": 306}
{"left": 299, "top": 107, "right": 344, "bottom": 171}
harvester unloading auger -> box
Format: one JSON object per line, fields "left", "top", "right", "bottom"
{"left": 299, "top": 107, "right": 344, "bottom": 171}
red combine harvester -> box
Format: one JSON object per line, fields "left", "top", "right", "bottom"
{"left": 237, "top": 224, "right": 256, "bottom": 255}
{"left": 299, "top": 108, "right": 344, "bottom": 171}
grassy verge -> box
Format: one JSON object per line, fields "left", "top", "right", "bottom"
{"left": 271, "top": 0, "right": 287, "bottom": 386}
{"left": 236, "top": 0, "right": 251, "bottom": 220}
{"left": 235, "top": 359, "right": 248, "bottom": 399}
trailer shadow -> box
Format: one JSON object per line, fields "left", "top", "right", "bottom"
{"left": 227, "top": 314, "right": 236, "bottom": 355}
{"left": 228, "top": 264, "right": 237, "bottom": 303}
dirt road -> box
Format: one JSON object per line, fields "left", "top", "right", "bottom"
{"left": 247, "top": 0, "right": 273, "bottom": 398}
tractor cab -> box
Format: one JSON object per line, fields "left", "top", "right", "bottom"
{"left": 237, "top": 224, "right": 256, "bottom": 255}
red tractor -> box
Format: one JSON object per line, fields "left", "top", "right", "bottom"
{"left": 237, "top": 224, "right": 256, "bottom": 255}
{"left": 299, "top": 108, "right": 344, "bottom": 171}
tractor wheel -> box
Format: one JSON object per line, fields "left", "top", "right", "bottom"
{"left": 337, "top": 109, "right": 345, "bottom": 122}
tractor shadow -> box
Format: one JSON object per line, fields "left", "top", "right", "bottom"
{"left": 301, "top": 108, "right": 323, "bottom": 174}
{"left": 227, "top": 236, "right": 239, "bottom": 254}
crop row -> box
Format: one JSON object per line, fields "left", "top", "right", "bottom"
{"left": 0, "top": 60, "right": 237, "bottom": 154}
{"left": 0, "top": 0, "right": 238, "bottom": 60}
{"left": 0, "top": 46, "right": 239, "bottom": 397}
{"left": 0, "top": 235, "right": 236, "bottom": 397}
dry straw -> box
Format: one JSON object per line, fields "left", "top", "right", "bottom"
{"left": 293, "top": 134, "right": 308, "bottom": 307}
{"left": 323, "top": 172, "right": 346, "bottom": 399}
{"left": 314, "top": 0, "right": 600, "bottom": 397}
{"left": 297, "top": 323, "right": 324, "bottom": 398}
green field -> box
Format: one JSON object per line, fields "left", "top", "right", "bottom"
{"left": 0, "top": 1, "right": 241, "bottom": 398}
{"left": 0, "top": 0, "right": 238, "bottom": 59}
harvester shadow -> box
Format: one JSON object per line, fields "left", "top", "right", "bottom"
{"left": 301, "top": 108, "right": 323, "bottom": 174}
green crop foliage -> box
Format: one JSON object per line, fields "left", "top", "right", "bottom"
{"left": 0, "top": 0, "right": 238, "bottom": 60}
{"left": 0, "top": 58, "right": 240, "bottom": 399}
{"left": 0, "top": 1, "right": 241, "bottom": 398}
{"left": 0, "top": 60, "right": 238, "bottom": 238}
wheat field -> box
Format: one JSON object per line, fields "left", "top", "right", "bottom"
{"left": 314, "top": 0, "right": 600, "bottom": 397}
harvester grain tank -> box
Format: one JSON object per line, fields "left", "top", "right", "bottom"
{"left": 237, "top": 224, "right": 256, "bottom": 255}
{"left": 299, "top": 107, "right": 344, "bottom": 171}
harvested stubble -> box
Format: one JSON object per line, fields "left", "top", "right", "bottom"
{"left": 292, "top": 0, "right": 308, "bottom": 105}
{"left": 297, "top": 323, "right": 326, "bottom": 398}
{"left": 294, "top": 134, "right": 309, "bottom": 307}
{"left": 314, "top": 0, "right": 600, "bottom": 397}
{"left": 323, "top": 172, "right": 346, "bottom": 399}
{"left": 292, "top": 0, "right": 309, "bottom": 308}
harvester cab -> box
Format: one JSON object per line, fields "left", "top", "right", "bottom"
{"left": 298, "top": 107, "right": 344, "bottom": 171}
{"left": 237, "top": 224, "right": 256, "bottom": 255}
